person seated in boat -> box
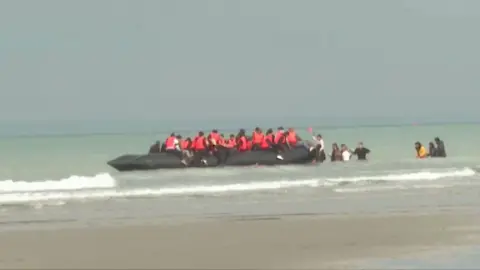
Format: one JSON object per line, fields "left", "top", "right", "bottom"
{"left": 273, "top": 127, "right": 287, "bottom": 160}
{"left": 208, "top": 129, "right": 221, "bottom": 150}
{"left": 164, "top": 133, "right": 183, "bottom": 159}
{"left": 330, "top": 143, "right": 342, "bottom": 161}
{"left": 236, "top": 129, "right": 249, "bottom": 152}
{"left": 285, "top": 128, "right": 302, "bottom": 148}
{"left": 415, "top": 141, "right": 428, "bottom": 159}
{"left": 251, "top": 127, "right": 265, "bottom": 150}
{"left": 224, "top": 134, "right": 236, "bottom": 148}
{"left": 149, "top": 140, "right": 161, "bottom": 154}
{"left": 193, "top": 131, "right": 210, "bottom": 165}
{"left": 259, "top": 128, "right": 275, "bottom": 150}
{"left": 434, "top": 137, "right": 447, "bottom": 157}
{"left": 428, "top": 142, "right": 437, "bottom": 157}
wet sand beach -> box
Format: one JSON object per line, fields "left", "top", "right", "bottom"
{"left": 0, "top": 213, "right": 479, "bottom": 269}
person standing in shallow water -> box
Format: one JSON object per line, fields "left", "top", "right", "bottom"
{"left": 434, "top": 137, "right": 447, "bottom": 157}
{"left": 330, "top": 143, "right": 342, "bottom": 161}
{"left": 352, "top": 142, "right": 370, "bottom": 161}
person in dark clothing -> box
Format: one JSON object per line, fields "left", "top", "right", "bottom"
{"left": 330, "top": 143, "right": 342, "bottom": 161}
{"left": 352, "top": 142, "right": 370, "bottom": 161}
{"left": 149, "top": 141, "right": 161, "bottom": 154}
{"left": 434, "top": 137, "right": 447, "bottom": 157}
{"left": 428, "top": 142, "right": 438, "bottom": 157}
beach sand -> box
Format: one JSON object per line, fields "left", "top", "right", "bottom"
{"left": 0, "top": 213, "right": 479, "bottom": 269}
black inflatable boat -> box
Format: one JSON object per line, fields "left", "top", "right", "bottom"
{"left": 107, "top": 145, "right": 316, "bottom": 172}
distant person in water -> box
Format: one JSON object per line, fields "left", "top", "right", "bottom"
{"left": 415, "top": 141, "right": 428, "bottom": 159}
{"left": 311, "top": 134, "right": 326, "bottom": 163}
{"left": 352, "top": 142, "right": 370, "bottom": 161}
{"left": 340, "top": 144, "right": 351, "bottom": 161}
{"left": 149, "top": 141, "right": 161, "bottom": 154}
{"left": 330, "top": 143, "right": 342, "bottom": 161}
{"left": 434, "top": 137, "right": 447, "bottom": 157}
{"left": 428, "top": 142, "right": 437, "bottom": 157}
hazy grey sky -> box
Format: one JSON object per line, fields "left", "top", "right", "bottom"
{"left": 1, "top": 0, "right": 480, "bottom": 131}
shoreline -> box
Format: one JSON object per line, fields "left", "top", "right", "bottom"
{"left": 0, "top": 213, "right": 479, "bottom": 269}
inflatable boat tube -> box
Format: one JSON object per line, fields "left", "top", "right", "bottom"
{"left": 107, "top": 145, "right": 315, "bottom": 172}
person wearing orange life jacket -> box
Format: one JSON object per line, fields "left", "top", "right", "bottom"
{"left": 193, "top": 131, "right": 210, "bottom": 165}
{"left": 273, "top": 127, "right": 285, "bottom": 145}
{"left": 236, "top": 129, "right": 249, "bottom": 152}
{"left": 260, "top": 128, "right": 275, "bottom": 149}
{"left": 286, "top": 127, "right": 302, "bottom": 148}
{"left": 164, "top": 133, "right": 183, "bottom": 159}
{"left": 224, "top": 134, "right": 236, "bottom": 148}
{"left": 251, "top": 127, "right": 265, "bottom": 151}
{"left": 273, "top": 127, "right": 287, "bottom": 160}
{"left": 208, "top": 129, "right": 221, "bottom": 151}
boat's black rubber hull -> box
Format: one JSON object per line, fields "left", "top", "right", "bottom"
{"left": 107, "top": 146, "right": 314, "bottom": 171}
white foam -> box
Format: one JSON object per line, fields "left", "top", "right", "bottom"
{"left": 0, "top": 179, "right": 320, "bottom": 204}
{"left": 326, "top": 167, "right": 475, "bottom": 183}
{"left": 0, "top": 167, "right": 475, "bottom": 205}
{"left": 0, "top": 173, "right": 116, "bottom": 193}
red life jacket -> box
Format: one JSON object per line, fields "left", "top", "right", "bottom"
{"left": 260, "top": 133, "right": 273, "bottom": 149}
{"left": 252, "top": 132, "right": 264, "bottom": 144}
{"left": 286, "top": 131, "right": 297, "bottom": 145}
{"left": 193, "top": 136, "right": 206, "bottom": 151}
{"left": 165, "top": 136, "right": 176, "bottom": 150}
{"left": 237, "top": 136, "right": 248, "bottom": 151}
{"left": 274, "top": 131, "right": 285, "bottom": 144}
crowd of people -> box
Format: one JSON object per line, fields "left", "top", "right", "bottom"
{"left": 149, "top": 127, "right": 371, "bottom": 164}
{"left": 414, "top": 137, "right": 447, "bottom": 158}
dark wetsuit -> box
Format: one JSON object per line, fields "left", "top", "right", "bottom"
{"left": 149, "top": 143, "right": 161, "bottom": 154}
{"left": 436, "top": 141, "right": 447, "bottom": 157}
{"left": 353, "top": 147, "right": 370, "bottom": 160}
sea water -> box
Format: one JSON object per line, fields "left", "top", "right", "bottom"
{"left": 0, "top": 123, "right": 480, "bottom": 230}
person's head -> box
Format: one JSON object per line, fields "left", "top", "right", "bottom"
{"left": 332, "top": 143, "right": 338, "bottom": 150}
{"left": 255, "top": 127, "right": 261, "bottom": 132}
{"left": 220, "top": 133, "right": 225, "bottom": 138}
{"left": 277, "top": 126, "right": 284, "bottom": 133}
{"left": 186, "top": 137, "right": 192, "bottom": 142}
{"left": 198, "top": 131, "right": 204, "bottom": 136}
{"left": 340, "top": 144, "right": 347, "bottom": 150}
{"left": 212, "top": 129, "right": 218, "bottom": 134}
{"left": 434, "top": 137, "right": 440, "bottom": 143}
{"left": 288, "top": 127, "right": 294, "bottom": 132}
{"left": 155, "top": 140, "right": 160, "bottom": 145}
{"left": 414, "top": 141, "right": 421, "bottom": 149}
{"left": 229, "top": 134, "right": 235, "bottom": 139}
{"left": 239, "top": 128, "right": 245, "bottom": 135}
{"left": 357, "top": 142, "right": 363, "bottom": 148}
{"left": 316, "top": 134, "right": 322, "bottom": 140}
{"left": 176, "top": 135, "right": 182, "bottom": 139}
{"left": 170, "top": 132, "right": 175, "bottom": 137}
{"left": 266, "top": 128, "right": 273, "bottom": 134}
{"left": 428, "top": 141, "right": 435, "bottom": 148}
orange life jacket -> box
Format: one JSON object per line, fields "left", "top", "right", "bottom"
{"left": 181, "top": 140, "right": 190, "bottom": 150}
{"left": 209, "top": 132, "right": 220, "bottom": 145}
{"left": 193, "top": 136, "right": 206, "bottom": 151}
{"left": 165, "top": 136, "right": 176, "bottom": 150}
{"left": 224, "top": 138, "right": 236, "bottom": 148}
{"left": 252, "top": 131, "right": 264, "bottom": 144}
{"left": 237, "top": 136, "right": 248, "bottom": 151}
{"left": 260, "top": 133, "right": 273, "bottom": 149}
{"left": 286, "top": 131, "right": 297, "bottom": 145}
{"left": 274, "top": 131, "right": 285, "bottom": 144}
